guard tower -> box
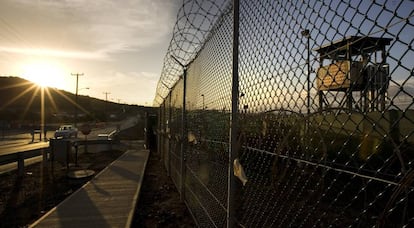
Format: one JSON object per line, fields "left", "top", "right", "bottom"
{"left": 314, "top": 36, "right": 392, "bottom": 112}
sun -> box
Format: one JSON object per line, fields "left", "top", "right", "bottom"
{"left": 20, "top": 61, "right": 68, "bottom": 89}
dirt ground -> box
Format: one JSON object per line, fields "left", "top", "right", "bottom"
{"left": 132, "top": 148, "right": 195, "bottom": 227}
{"left": 0, "top": 136, "right": 195, "bottom": 227}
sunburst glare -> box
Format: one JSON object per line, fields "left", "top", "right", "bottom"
{"left": 19, "top": 61, "right": 69, "bottom": 89}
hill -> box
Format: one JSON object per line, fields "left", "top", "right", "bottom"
{"left": 0, "top": 76, "right": 155, "bottom": 126}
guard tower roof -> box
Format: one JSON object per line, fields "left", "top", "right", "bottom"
{"left": 314, "top": 36, "right": 392, "bottom": 59}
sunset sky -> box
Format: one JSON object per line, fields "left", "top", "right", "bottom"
{"left": 0, "top": 0, "right": 180, "bottom": 105}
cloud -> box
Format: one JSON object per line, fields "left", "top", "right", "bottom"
{"left": 0, "top": 0, "right": 179, "bottom": 105}
{"left": 388, "top": 80, "right": 414, "bottom": 97}
{"left": 84, "top": 70, "right": 159, "bottom": 104}
{"left": 0, "top": 0, "right": 178, "bottom": 57}
{"left": 0, "top": 47, "right": 108, "bottom": 59}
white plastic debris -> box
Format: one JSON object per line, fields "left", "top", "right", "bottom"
{"left": 233, "top": 158, "right": 248, "bottom": 186}
{"left": 188, "top": 132, "right": 197, "bottom": 144}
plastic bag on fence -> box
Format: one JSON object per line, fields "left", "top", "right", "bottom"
{"left": 234, "top": 158, "right": 248, "bottom": 186}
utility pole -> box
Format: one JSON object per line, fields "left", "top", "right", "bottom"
{"left": 103, "top": 92, "right": 111, "bottom": 102}
{"left": 72, "top": 73, "right": 84, "bottom": 127}
{"left": 103, "top": 92, "right": 111, "bottom": 120}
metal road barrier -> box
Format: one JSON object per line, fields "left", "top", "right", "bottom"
{"left": 0, "top": 147, "right": 48, "bottom": 176}
{"left": 0, "top": 136, "right": 120, "bottom": 176}
{"left": 155, "top": 0, "right": 414, "bottom": 227}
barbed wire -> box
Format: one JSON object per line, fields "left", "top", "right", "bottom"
{"left": 153, "top": 0, "right": 230, "bottom": 105}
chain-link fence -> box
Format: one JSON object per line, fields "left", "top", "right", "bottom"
{"left": 156, "top": 0, "right": 414, "bottom": 227}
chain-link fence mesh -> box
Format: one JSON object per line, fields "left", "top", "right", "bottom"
{"left": 156, "top": 0, "right": 414, "bottom": 227}
{"left": 168, "top": 80, "right": 184, "bottom": 189}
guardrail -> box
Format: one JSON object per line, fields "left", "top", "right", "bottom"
{"left": 0, "top": 132, "right": 120, "bottom": 176}
{"left": 97, "top": 129, "right": 118, "bottom": 140}
{"left": 0, "top": 147, "right": 49, "bottom": 176}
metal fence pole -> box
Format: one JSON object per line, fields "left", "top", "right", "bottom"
{"left": 168, "top": 94, "right": 172, "bottom": 177}
{"left": 171, "top": 55, "right": 189, "bottom": 202}
{"left": 181, "top": 68, "right": 187, "bottom": 201}
{"left": 157, "top": 103, "right": 161, "bottom": 156}
{"left": 228, "top": 0, "right": 240, "bottom": 227}
{"left": 302, "top": 29, "right": 311, "bottom": 115}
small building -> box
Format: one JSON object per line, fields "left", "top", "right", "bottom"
{"left": 314, "top": 36, "right": 392, "bottom": 112}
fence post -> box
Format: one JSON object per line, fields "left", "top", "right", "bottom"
{"left": 180, "top": 67, "right": 188, "bottom": 201}
{"left": 157, "top": 103, "right": 161, "bottom": 156}
{"left": 145, "top": 112, "right": 149, "bottom": 149}
{"left": 166, "top": 93, "right": 172, "bottom": 176}
{"left": 171, "top": 55, "right": 189, "bottom": 202}
{"left": 17, "top": 152, "right": 25, "bottom": 177}
{"left": 228, "top": 0, "right": 240, "bottom": 227}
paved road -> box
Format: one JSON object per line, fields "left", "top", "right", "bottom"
{"left": 0, "top": 134, "right": 50, "bottom": 156}
{"left": 0, "top": 116, "right": 138, "bottom": 156}
{"left": 0, "top": 116, "right": 140, "bottom": 173}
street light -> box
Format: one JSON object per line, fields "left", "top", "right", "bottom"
{"left": 301, "top": 29, "right": 311, "bottom": 115}
{"left": 201, "top": 94, "right": 205, "bottom": 110}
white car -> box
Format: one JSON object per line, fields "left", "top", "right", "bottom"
{"left": 54, "top": 125, "right": 78, "bottom": 138}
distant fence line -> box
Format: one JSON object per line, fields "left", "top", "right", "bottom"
{"left": 155, "top": 0, "right": 414, "bottom": 227}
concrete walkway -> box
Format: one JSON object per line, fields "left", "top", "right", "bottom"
{"left": 30, "top": 148, "right": 149, "bottom": 228}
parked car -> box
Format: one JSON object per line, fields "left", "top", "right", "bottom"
{"left": 54, "top": 125, "right": 78, "bottom": 138}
